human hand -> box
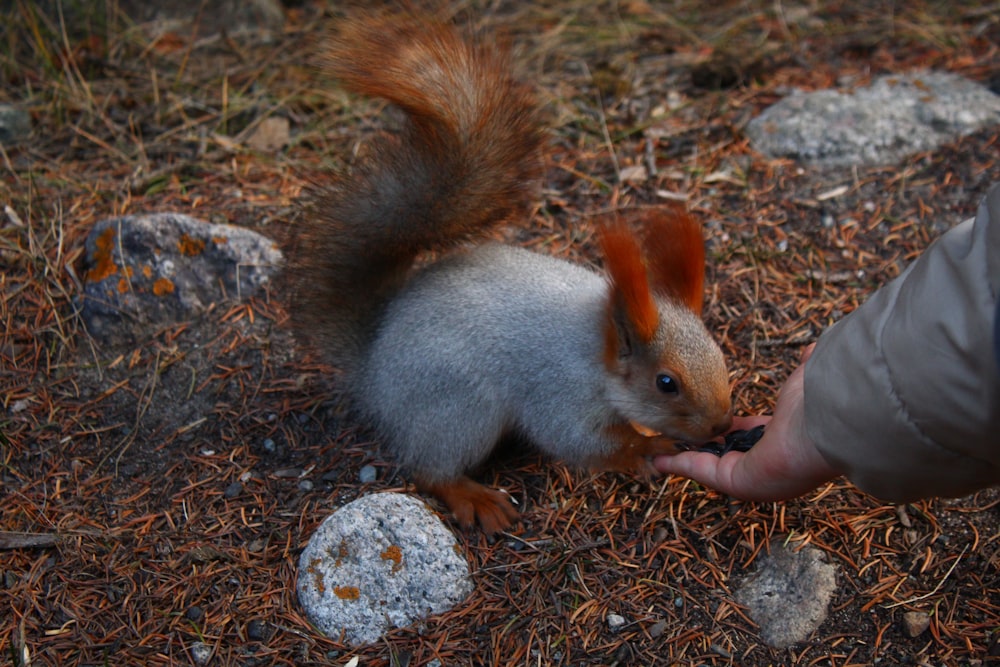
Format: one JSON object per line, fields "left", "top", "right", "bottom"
{"left": 653, "top": 345, "right": 840, "bottom": 501}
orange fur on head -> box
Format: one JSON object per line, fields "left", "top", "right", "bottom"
{"left": 599, "top": 207, "right": 708, "bottom": 343}
{"left": 599, "top": 221, "right": 659, "bottom": 343}
{"left": 637, "top": 207, "right": 706, "bottom": 315}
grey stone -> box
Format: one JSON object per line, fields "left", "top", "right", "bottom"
{"left": 0, "top": 104, "right": 31, "bottom": 145}
{"left": 359, "top": 465, "right": 378, "bottom": 484}
{"left": 77, "top": 213, "right": 282, "bottom": 346}
{"left": 297, "top": 493, "right": 473, "bottom": 646}
{"left": 746, "top": 71, "right": 1000, "bottom": 167}
{"left": 734, "top": 542, "right": 838, "bottom": 647}
{"left": 189, "top": 640, "right": 212, "bottom": 665}
{"left": 902, "top": 610, "right": 931, "bottom": 637}
{"left": 245, "top": 116, "right": 291, "bottom": 153}
{"left": 246, "top": 618, "right": 269, "bottom": 641}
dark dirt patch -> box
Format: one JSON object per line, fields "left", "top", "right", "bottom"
{"left": 2, "top": 1, "right": 999, "bottom": 665}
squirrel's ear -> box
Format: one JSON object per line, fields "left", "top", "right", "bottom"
{"left": 636, "top": 207, "right": 705, "bottom": 316}
{"left": 599, "top": 220, "right": 659, "bottom": 345}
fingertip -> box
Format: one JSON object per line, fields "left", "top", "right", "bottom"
{"left": 731, "top": 415, "right": 771, "bottom": 431}
{"left": 652, "top": 451, "right": 709, "bottom": 479}
{"left": 651, "top": 454, "right": 675, "bottom": 475}
{"left": 652, "top": 452, "right": 700, "bottom": 478}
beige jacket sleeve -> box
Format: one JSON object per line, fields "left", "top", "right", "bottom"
{"left": 804, "top": 184, "right": 1000, "bottom": 502}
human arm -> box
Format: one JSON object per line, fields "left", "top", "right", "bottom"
{"left": 803, "top": 184, "right": 1000, "bottom": 501}
{"left": 655, "top": 184, "right": 1000, "bottom": 502}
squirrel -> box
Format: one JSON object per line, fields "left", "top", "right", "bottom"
{"left": 285, "top": 14, "right": 733, "bottom": 533}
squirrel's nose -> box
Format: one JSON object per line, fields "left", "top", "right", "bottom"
{"left": 711, "top": 411, "right": 733, "bottom": 437}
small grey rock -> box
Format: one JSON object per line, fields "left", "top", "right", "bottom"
{"left": 359, "top": 465, "right": 378, "bottom": 484}
{"left": 747, "top": 71, "right": 1000, "bottom": 168}
{"left": 607, "top": 613, "right": 627, "bottom": 630}
{"left": 189, "top": 640, "right": 212, "bottom": 665}
{"left": 245, "top": 116, "right": 290, "bottom": 153}
{"left": 77, "top": 213, "right": 282, "bottom": 346}
{"left": 902, "top": 610, "right": 931, "bottom": 638}
{"left": 734, "top": 542, "right": 838, "bottom": 648}
{"left": 0, "top": 104, "right": 31, "bottom": 145}
{"left": 246, "top": 619, "right": 269, "bottom": 641}
{"left": 297, "top": 493, "right": 473, "bottom": 646}
{"left": 223, "top": 482, "right": 242, "bottom": 499}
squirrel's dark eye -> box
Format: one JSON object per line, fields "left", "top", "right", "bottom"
{"left": 656, "top": 374, "right": 679, "bottom": 394}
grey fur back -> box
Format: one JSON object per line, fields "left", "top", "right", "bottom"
{"left": 357, "top": 244, "right": 617, "bottom": 480}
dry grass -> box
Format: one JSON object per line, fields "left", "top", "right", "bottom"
{"left": 2, "top": 0, "right": 1000, "bottom": 665}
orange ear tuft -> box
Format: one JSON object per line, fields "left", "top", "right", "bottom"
{"left": 599, "top": 220, "right": 659, "bottom": 343}
{"left": 636, "top": 207, "right": 705, "bottom": 315}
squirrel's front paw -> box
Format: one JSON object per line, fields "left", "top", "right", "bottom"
{"left": 597, "top": 422, "right": 682, "bottom": 474}
{"left": 418, "top": 475, "right": 519, "bottom": 534}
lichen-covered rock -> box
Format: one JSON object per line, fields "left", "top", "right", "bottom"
{"left": 297, "top": 493, "right": 473, "bottom": 646}
{"left": 747, "top": 71, "right": 1000, "bottom": 167}
{"left": 77, "top": 213, "right": 281, "bottom": 346}
{"left": 734, "top": 542, "right": 838, "bottom": 647}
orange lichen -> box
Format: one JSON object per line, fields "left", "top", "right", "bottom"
{"left": 380, "top": 545, "right": 403, "bottom": 573}
{"left": 142, "top": 264, "right": 153, "bottom": 278}
{"left": 178, "top": 233, "right": 206, "bottom": 256}
{"left": 85, "top": 226, "right": 119, "bottom": 283}
{"left": 306, "top": 558, "right": 325, "bottom": 593}
{"left": 334, "top": 540, "right": 349, "bottom": 568}
{"left": 152, "top": 278, "right": 175, "bottom": 296}
{"left": 211, "top": 236, "right": 228, "bottom": 245}
{"left": 115, "top": 267, "right": 135, "bottom": 293}
{"left": 334, "top": 586, "right": 360, "bottom": 600}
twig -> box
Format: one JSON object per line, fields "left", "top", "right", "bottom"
{"left": 883, "top": 545, "right": 969, "bottom": 609}
{"left": 0, "top": 531, "right": 61, "bottom": 550}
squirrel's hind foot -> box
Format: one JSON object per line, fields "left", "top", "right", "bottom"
{"left": 418, "top": 475, "right": 519, "bottom": 534}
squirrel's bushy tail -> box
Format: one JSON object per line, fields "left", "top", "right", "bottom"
{"left": 286, "top": 14, "right": 542, "bottom": 373}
